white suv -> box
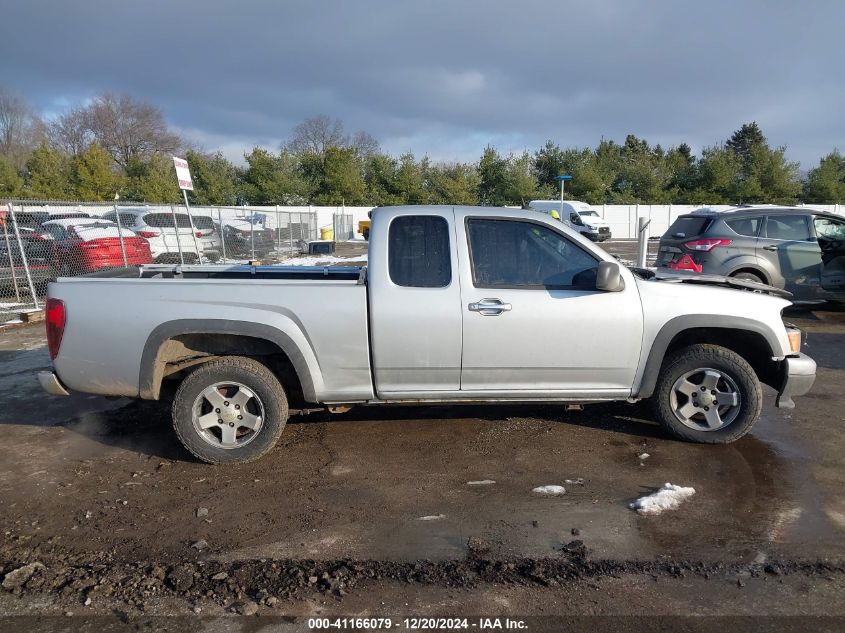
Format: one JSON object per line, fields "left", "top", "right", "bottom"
{"left": 103, "top": 207, "right": 220, "bottom": 263}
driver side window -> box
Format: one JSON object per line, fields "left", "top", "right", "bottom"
{"left": 467, "top": 218, "right": 598, "bottom": 289}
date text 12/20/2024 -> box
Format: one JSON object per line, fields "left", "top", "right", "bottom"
{"left": 308, "top": 617, "right": 528, "bottom": 630}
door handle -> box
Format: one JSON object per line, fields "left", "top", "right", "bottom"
{"left": 763, "top": 245, "right": 778, "bottom": 251}
{"left": 468, "top": 298, "right": 512, "bottom": 316}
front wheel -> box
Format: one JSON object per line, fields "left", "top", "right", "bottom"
{"left": 651, "top": 344, "right": 762, "bottom": 443}
{"left": 172, "top": 356, "right": 288, "bottom": 464}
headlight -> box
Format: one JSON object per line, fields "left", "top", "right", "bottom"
{"left": 785, "top": 325, "right": 802, "bottom": 354}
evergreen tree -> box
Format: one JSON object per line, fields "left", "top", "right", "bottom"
{"left": 364, "top": 153, "right": 402, "bottom": 204}
{"left": 74, "top": 142, "right": 123, "bottom": 201}
{"left": 477, "top": 146, "right": 508, "bottom": 206}
{"left": 186, "top": 150, "right": 238, "bottom": 205}
{"left": 315, "top": 146, "right": 365, "bottom": 205}
{"left": 23, "top": 143, "right": 74, "bottom": 199}
{"left": 123, "top": 154, "right": 181, "bottom": 203}
{"left": 0, "top": 155, "right": 23, "bottom": 197}
{"left": 239, "top": 148, "right": 308, "bottom": 204}
{"left": 726, "top": 122, "right": 767, "bottom": 172}
{"left": 804, "top": 150, "right": 845, "bottom": 203}
{"left": 504, "top": 152, "right": 538, "bottom": 205}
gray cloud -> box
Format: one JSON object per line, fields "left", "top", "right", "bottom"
{"left": 2, "top": 0, "right": 843, "bottom": 166}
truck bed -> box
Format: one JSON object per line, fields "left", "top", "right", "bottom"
{"left": 48, "top": 264, "right": 374, "bottom": 402}
{"left": 86, "top": 263, "right": 366, "bottom": 282}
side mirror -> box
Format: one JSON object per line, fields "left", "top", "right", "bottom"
{"left": 596, "top": 261, "right": 625, "bottom": 292}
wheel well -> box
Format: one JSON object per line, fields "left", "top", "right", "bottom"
{"left": 153, "top": 333, "right": 305, "bottom": 405}
{"left": 664, "top": 327, "right": 778, "bottom": 387}
{"left": 730, "top": 267, "right": 768, "bottom": 283}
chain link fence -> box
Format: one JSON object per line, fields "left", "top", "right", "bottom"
{"left": 0, "top": 200, "right": 340, "bottom": 322}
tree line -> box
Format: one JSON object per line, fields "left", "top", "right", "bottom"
{"left": 1, "top": 87, "right": 844, "bottom": 206}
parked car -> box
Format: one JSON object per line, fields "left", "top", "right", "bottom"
{"left": 41, "top": 218, "right": 152, "bottom": 275}
{"left": 40, "top": 205, "right": 814, "bottom": 464}
{"left": 102, "top": 208, "right": 212, "bottom": 263}
{"left": 192, "top": 215, "right": 222, "bottom": 261}
{"left": 656, "top": 206, "right": 845, "bottom": 302}
{"left": 528, "top": 200, "right": 612, "bottom": 241}
{"left": 215, "top": 218, "right": 275, "bottom": 259}
{"left": 12, "top": 211, "right": 91, "bottom": 230}
{"left": 0, "top": 239, "right": 53, "bottom": 295}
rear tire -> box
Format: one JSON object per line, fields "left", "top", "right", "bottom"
{"left": 651, "top": 344, "right": 762, "bottom": 444}
{"left": 172, "top": 356, "right": 288, "bottom": 464}
{"left": 730, "top": 270, "right": 765, "bottom": 284}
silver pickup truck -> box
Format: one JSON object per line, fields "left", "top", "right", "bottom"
{"left": 39, "top": 205, "right": 816, "bottom": 464}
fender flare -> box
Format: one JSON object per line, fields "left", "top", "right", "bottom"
{"left": 139, "top": 319, "right": 318, "bottom": 401}
{"left": 633, "top": 315, "right": 783, "bottom": 399}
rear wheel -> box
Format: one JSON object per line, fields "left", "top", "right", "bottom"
{"left": 652, "top": 344, "right": 762, "bottom": 443}
{"left": 172, "top": 356, "right": 288, "bottom": 464}
{"left": 730, "top": 270, "right": 765, "bottom": 284}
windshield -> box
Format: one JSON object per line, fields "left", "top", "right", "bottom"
{"left": 579, "top": 210, "right": 600, "bottom": 217}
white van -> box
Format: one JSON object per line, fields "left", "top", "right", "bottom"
{"left": 528, "top": 200, "right": 612, "bottom": 241}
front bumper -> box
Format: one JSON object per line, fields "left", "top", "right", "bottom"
{"left": 775, "top": 353, "right": 816, "bottom": 409}
{"left": 585, "top": 231, "right": 611, "bottom": 242}
{"left": 38, "top": 371, "right": 70, "bottom": 396}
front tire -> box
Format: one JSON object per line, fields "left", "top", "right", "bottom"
{"left": 652, "top": 344, "right": 762, "bottom": 443}
{"left": 172, "top": 356, "right": 288, "bottom": 464}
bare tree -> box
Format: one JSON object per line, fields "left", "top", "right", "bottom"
{"left": 48, "top": 107, "right": 91, "bottom": 156}
{"left": 351, "top": 130, "right": 380, "bottom": 159}
{"left": 286, "top": 115, "right": 347, "bottom": 158}
{"left": 84, "top": 93, "right": 181, "bottom": 168}
{"left": 0, "top": 87, "right": 46, "bottom": 170}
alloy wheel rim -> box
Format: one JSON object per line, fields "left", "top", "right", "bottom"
{"left": 669, "top": 368, "right": 741, "bottom": 431}
{"left": 191, "top": 381, "right": 265, "bottom": 449}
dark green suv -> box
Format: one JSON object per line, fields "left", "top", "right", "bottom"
{"left": 656, "top": 206, "right": 845, "bottom": 302}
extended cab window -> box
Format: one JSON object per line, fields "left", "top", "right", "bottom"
{"left": 467, "top": 219, "right": 598, "bottom": 289}
{"left": 388, "top": 215, "right": 451, "bottom": 288}
{"left": 765, "top": 215, "right": 811, "bottom": 241}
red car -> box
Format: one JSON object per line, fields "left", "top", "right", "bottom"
{"left": 41, "top": 218, "right": 152, "bottom": 275}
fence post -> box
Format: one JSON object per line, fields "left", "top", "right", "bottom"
{"left": 275, "top": 205, "right": 281, "bottom": 258}
{"left": 8, "top": 202, "right": 40, "bottom": 309}
{"left": 112, "top": 199, "right": 128, "bottom": 267}
{"left": 217, "top": 208, "right": 227, "bottom": 263}
{"left": 2, "top": 212, "right": 22, "bottom": 302}
{"left": 170, "top": 205, "right": 185, "bottom": 265}
{"left": 289, "top": 213, "right": 294, "bottom": 253}
{"left": 636, "top": 216, "right": 651, "bottom": 268}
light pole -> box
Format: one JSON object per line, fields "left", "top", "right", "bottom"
{"left": 555, "top": 174, "right": 573, "bottom": 218}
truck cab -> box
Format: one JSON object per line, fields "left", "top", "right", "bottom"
{"left": 528, "top": 200, "right": 612, "bottom": 241}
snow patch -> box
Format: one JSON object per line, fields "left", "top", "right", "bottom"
{"left": 564, "top": 478, "right": 585, "bottom": 486}
{"left": 417, "top": 514, "right": 445, "bottom": 521}
{"left": 279, "top": 254, "right": 368, "bottom": 266}
{"left": 467, "top": 480, "right": 496, "bottom": 486}
{"left": 532, "top": 485, "right": 566, "bottom": 496}
{"left": 629, "top": 483, "right": 696, "bottom": 515}
{"left": 638, "top": 453, "right": 650, "bottom": 461}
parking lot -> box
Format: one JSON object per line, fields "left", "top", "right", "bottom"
{"left": 0, "top": 292, "right": 843, "bottom": 622}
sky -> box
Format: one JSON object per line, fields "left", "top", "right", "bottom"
{"left": 2, "top": 0, "right": 843, "bottom": 168}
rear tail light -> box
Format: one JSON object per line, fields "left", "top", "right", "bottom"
{"left": 195, "top": 231, "right": 203, "bottom": 237}
{"left": 667, "top": 254, "right": 703, "bottom": 273}
{"left": 45, "top": 298, "right": 66, "bottom": 360}
{"left": 684, "top": 238, "right": 732, "bottom": 252}
{"left": 138, "top": 230, "right": 160, "bottom": 238}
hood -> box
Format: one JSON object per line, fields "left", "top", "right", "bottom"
{"left": 637, "top": 268, "right": 792, "bottom": 299}
{"left": 578, "top": 215, "right": 609, "bottom": 227}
